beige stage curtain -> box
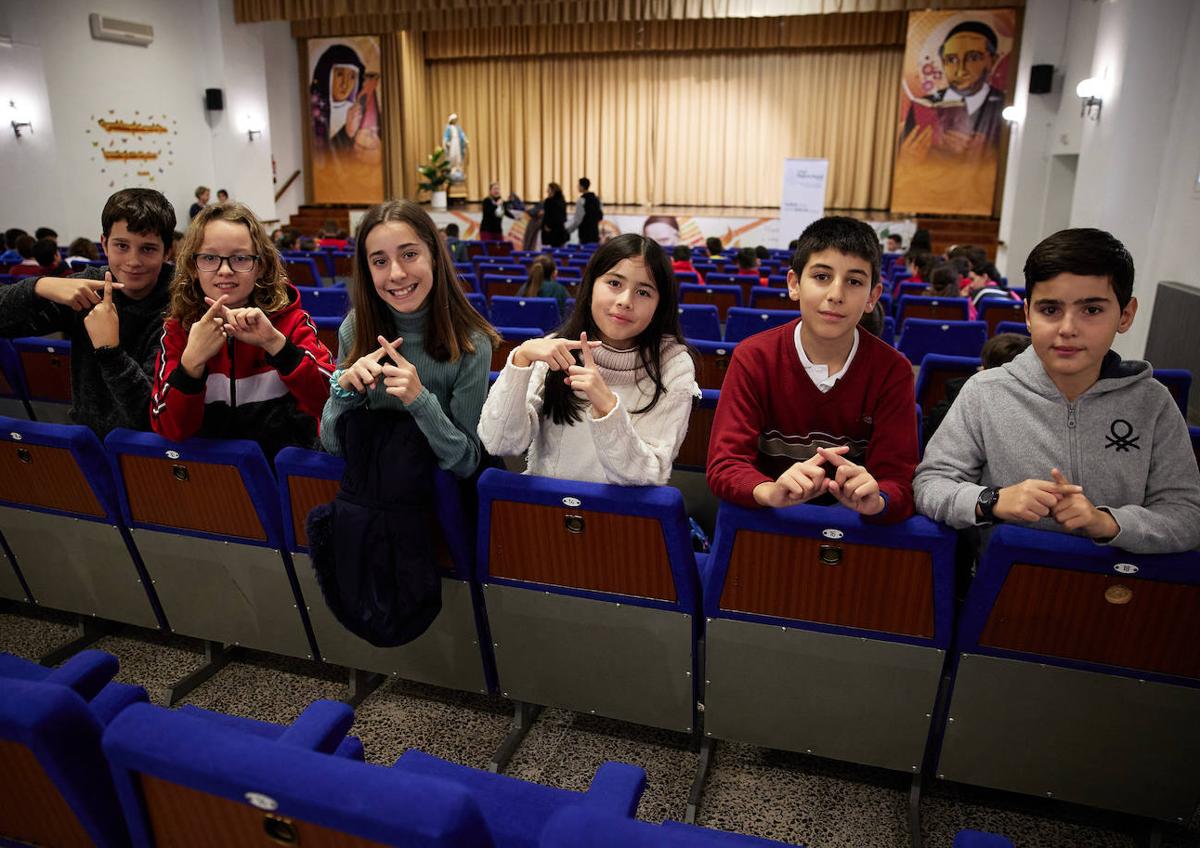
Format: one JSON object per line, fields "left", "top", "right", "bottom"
{"left": 426, "top": 48, "right": 901, "bottom": 209}
{"left": 380, "top": 30, "right": 433, "bottom": 199}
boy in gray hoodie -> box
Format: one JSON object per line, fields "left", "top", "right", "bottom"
{"left": 914, "top": 228, "right": 1200, "bottom": 554}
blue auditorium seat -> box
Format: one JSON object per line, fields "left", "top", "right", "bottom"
{"left": 680, "top": 283, "right": 742, "bottom": 321}
{"left": 723, "top": 307, "right": 795, "bottom": 343}
{"left": 0, "top": 649, "right": 147, "bottom": 848}
{"left": 696, "top": 502, "right": 956, "bottom": 838}
{"left": 13, "top": 336, "right": 72, "bottom": 423}
{"left": 748, "top": 286, "right": 791, "bottom": 309}
{"left": 675, "top": 271, "right": 701, "bottom": 285}
{"left": 491, "top": 326, "right": 544, "bottom": 372}
{"left": 1152, "top": 368, "right": 1191, "bottom": 418}
{"left": 976, "top": 298, "right": 1024, "bottom": 335}
{"left": 104, "top": 430, "right": 318, "bottom": 702}
{"left": 952, "top": 831, "right": 1014, "bottom": 848}
{"left": 540, "top": 805, "right": 804, "bottom": 846}
{"left": 936, "top": 525, "right": 1200, "bottom": 823}
{"left": 914, "top": 353, "right": 979, "bottom": 412}
{"left": 467, "top": 291, "right": 490, "bottom": 320}
{"left": 481, "top": 273, "right": 527, "bottom": 299}
{"left": 275, "top": 448, "right": 494, "bottom": 701}
{"left": 674, "top": 388, "right": 719, "bottom": 470}
{"left": 312, "top": 314, "right": 342, "bottom": 356}
{"left": 0, "top": 337, "right": 32, "bottom": 420}
{"left": 0, "top": 417, "right": 164, "bottom": 634}
{"left": 490, "top": 296, "right": 561, "bottom": 333}
{"left": 896, "top": 295, "right": 970, "bottom": 329}
{"left": 881, "top": 315, "right": 895, "bottom": 347}
{"left": 991, "top": 320, "right": 1029, "bottom": 337}
{"left": 476, "top": 469, "right": 702, "bottom": 769}
{"left": 679, "top": 304, "right": 722, "bottom": 341}
{"left": 284, "top": 255, "right": 324, "bottom": 287}
{"left": 295, "top": 285, "right": 349, "bottom": 317}
{"left": 690, "top": 338, "right": 737, "bottom": 390}
{"left": 897, "top": 319, "right": 987, "bottom": 365}
{"left": 104, "top": 699, "right": 645, "bottom": 848}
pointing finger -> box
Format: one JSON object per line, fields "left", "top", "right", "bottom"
{"left": 203, "top": 294, "right": 228, "bottom": 320}
{"left": 376, "top": 335, "right": 407, "bottom": 366}
{"left": 579, "top": 332, "right": 596, "bottom": 369}
{"left": 1051, "top": 468, "right": 1072, "bottom": 487}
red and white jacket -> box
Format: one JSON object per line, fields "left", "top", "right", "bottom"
{"left": 150, "top": 284, "right": 335, "bottom": 459}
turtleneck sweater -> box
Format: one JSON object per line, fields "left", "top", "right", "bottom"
{"left": 479, "top": 338, "right": 698, "bottom": 486}
{"left": 319, "top": 302, "right": 492, "bottom": 479}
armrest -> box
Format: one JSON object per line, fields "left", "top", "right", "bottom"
{"left": 45, "top": 650, "right": 119, "bottom": 701}
{"left": 582, "top": 761, "right": 646, "bottom": 816}
{"left": 278, "top": 699, "right": 355, "bottom": 754}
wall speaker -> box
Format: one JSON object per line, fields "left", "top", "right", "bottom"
{"left": 1029, "top": 65, "right": 1054, "bottom": 95}
{"left": 205, "top": 88, "right": 224, "bottom": 111}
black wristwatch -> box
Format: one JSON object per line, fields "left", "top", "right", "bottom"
{"left": 977, "top": 486, "right": 1001, "bottom": 523}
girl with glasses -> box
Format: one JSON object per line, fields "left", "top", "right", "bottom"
{"left": 150, "top": 202, "right": 335, "bottom": 460}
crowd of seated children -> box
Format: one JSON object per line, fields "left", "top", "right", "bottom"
{"left": 32, "top": 237, "right": 70, "bottom": 277}
{"left": 923, "top": 262, "right": 963, "bottom": 298}
{"left": 150, "top": 201, "right": 335, "bottom": 461}
{"left": 672, "top": 244, "right": 701, "bottom": 281}
{"left": 922, "top": 332, "right": 1031, "bottom": 445}
{"left": 65, "top": 236, "right": 100, "bottom": 267}
{"left": 319, "top": 219, "right": 349, "bottom": 249}
{"left": 480, "top": 233, "right": 697, "bottom": 486}
{"left": 735, "top": 247, "right": 767, "bottom": 284}
{"left": 515, "top": 255, "right": 569, "bottom": 314}
{"left": 903, "top": 250, "right": 934, "bottom": 286}
{"left": 0, "top": 188, "right": 177, "bottom": 436}
{"left": 914, "top": 228, "right": 1200, "bottom": 554}
{"left": 706, "top": 216, "right": 918, "bottom": 523}
{"left": 322, "top": 199, "right": 499, "bottom": 479}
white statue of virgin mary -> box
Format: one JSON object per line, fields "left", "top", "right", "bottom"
{"left": 443, "top": 113, "right": 468, "bottom": 184}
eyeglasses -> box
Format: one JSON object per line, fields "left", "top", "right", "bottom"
{"left": 196, "top": 253, "right": 259, "bottom": 273}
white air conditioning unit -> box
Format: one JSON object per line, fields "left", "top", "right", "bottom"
{"left": 89, "top": 13, "right": 153, "bottom": 47}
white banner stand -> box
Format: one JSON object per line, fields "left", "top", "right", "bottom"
{"left": 778, "top": 158, "right": 829, "bottom": 249}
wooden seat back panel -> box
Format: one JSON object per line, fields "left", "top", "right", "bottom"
{"left": 721, "top": 530, "right": 935, "bottom": 637}
{"left": 488, "top": 500, "right": 676, "bottom": 601}
{"left": 0, "top": 442, "right": 104, "bottom": 516}
{"left": 902, "top": 305, "right": 965, "bottom": 325}
{"left": 979, "top": 563, "right": 1200, "bottom": 680}
{"left": 141, "top": 773, "right": 392, "bottom": 848}
{"left": 0, "top": 738, "right": 94, "bottom": 848}
{"left": 696, "top": 351, "right": 733, "bottom": 390}
{"left": 120, "top": 455, "right": 266, "bottom": 541}
{"left": 19, "top": 350, "right": 72, "bottom": 402}
{"left": 675, "top": 405, "right": 715, "bottom": 468}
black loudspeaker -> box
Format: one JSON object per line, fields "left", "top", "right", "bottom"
{"left": 205, "top": 88, "right": 224, "bottom": 111}
{"left": 1029, "top": 65, "right": 1054, "bottom": 95}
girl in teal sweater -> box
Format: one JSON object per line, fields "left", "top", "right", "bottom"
{"left": 321, "top": 200, "right": 500, "bottom": 477}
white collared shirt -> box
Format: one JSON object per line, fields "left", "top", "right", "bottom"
{"left": 942, "top": 82, "right": 992, "bottom": 116}
{"left": 794, "top": 322, "right": 859, "bottom": 393}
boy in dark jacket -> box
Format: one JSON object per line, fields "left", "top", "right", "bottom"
{"left": 0, "top": 188, "right": 176, "bottom": 436}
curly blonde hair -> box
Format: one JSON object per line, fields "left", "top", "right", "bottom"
{"left": 168, "top": 202, "right": 290, "bottom": 328}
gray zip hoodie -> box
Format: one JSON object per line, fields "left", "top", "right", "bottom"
{"left": 914, "top": 346, "right": 1200, "bottom": 553}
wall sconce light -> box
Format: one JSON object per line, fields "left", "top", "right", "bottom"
{"left": 246, "top": 115, "right": 264, "bottom": 141}
{"left": 1076, "top": 77, "right": 1103, "bottom": 120}
{"left": 8, "top": 100, "right": 32, "bottom": 138}
{"left": 1001, "top": 105, "right": 1023, "bottom": 124}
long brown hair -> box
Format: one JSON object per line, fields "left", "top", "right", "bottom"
{"left": 345, "top": 200, "right": 500, "bottom": 365}
{"left": 517, "top": 255, "right": 556, "bottom": 298}
{"left": 168, "top": 202, "right": 288, "bottom": 328}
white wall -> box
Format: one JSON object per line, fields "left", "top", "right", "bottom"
{"left": 262, "top": 20, "right": 304, "bottom": 226}
{"left": 0, "top": 0, "right": 277, "bottom": 242}
{"left": 999, "top": 0, "right": 1199, "bottom": 359}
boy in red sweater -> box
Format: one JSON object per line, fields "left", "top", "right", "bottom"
{"left": 706, "top": 216, "right": 918, "bottom": 522}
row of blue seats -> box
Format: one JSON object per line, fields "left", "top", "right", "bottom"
{"left": 3, "top": 648, "right": 808, "bottom": 847}
{"left": 1, "top": 415, "right": 1197, "bottom": 841}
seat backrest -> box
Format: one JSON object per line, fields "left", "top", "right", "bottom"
{"left": 914, "top": 354, "right": 979, "bottom": 411}
{"left": 677, "top": 304, "right": 721, "bottom": 341}
{"left": 0, "top": 416, "right": 119, "bottom": 522}
{"left": 466, "top": 292, "right": 489, "bottom": 319}
{"left": 958, "top": 525, "right": 1200, "bottom": 684}
{"left": 0, "top": 338, "right": 27, "bottom": 400}
{"left": 491, "top": 326, "right": 543, "bottom": 371}
{"left": 312, "top": 316, "right": 342, "bottom": 356}
{"left": 748, "top": 286, "right": 791, "bottom": 309}
{"left": 284, "top": 257, "right": 322, "bottom": 287}
{"left": 476, "top": 468, "right": 698, "bottom": 613}
{"left": 992, "top": 320, "right": 1029, "bottom": 337}
{"left": 481, "top": 274, "right": 525, "bottom": 299}
{"left": 897, "top": 295, "right": 970, "bottom": 329}
{"left": 977, "top": 298, "right": 1024, "bottom": 335}
{"left": 489, "top": 296, "right": 561, "bottom": 333}
{"left": 14, "top": 337, "right": 72, "bottom": 402}
{"left": 723, "top": 307, "right": 795, "bottom": 343}
{"left": 897, "top": 319, "right": 987, "bottom": 365}
{"left": 704, "top": 502, "right": 955, "bottom": 647}
{"left": 295, "top": 286, "right": 349, "bottom": 318}
{"left": 105, "top": 430, "right": 283, "bottom": 547}
{"left": 540, "top": 806, "right": 798, "bottom": 847}
{"left": 103, "top": 701, "right": 494, "bottom": 848}
{"left": 688, "top": 339, "right": 737, "bottom": 389}
{"left": 881, "top": 316, "right": 895, "bottom": 347}
{"left": 1152, "top": 368, "right": 1191, "bottom": 418}
{"left": 674, "top": 389, "right": 719, "bottom": 470}
{"left": 680, "top": 284, "right": 742, "bottom": 321}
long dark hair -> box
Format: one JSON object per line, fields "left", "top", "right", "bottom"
{"left": 345, "top": 200, "right": 499, "bottom": 365}
{"left": 543, "top": 233, "right": 686, "bottom": 426}
{"left": 517, "top": 255, "right": 556, "bottom": 298}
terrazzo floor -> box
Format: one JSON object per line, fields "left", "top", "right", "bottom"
{"left": 2, "top": 601, "right": 1196, "bottom": 848}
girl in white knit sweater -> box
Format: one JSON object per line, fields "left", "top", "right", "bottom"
{"left": 479, "top": 234, "right": 698, "bottom": 485}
